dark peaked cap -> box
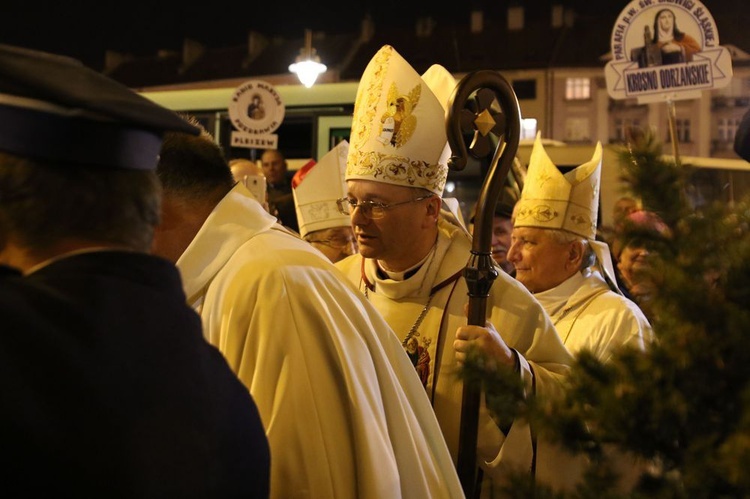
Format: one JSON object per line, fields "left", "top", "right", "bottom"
{"left": 0, "top": 44, "right": 199, "bottom": 170}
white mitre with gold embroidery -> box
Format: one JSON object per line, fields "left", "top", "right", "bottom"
{"left": 345, "top": 45, "right": 456, "bottom": 196}
{"left": 292, "top": 140, "right": 350, "bottom": 238}
{"left": 516, "top": 133, "right": 621, "bottom": 292}
{"left": 515, "top": 133, "right": 602, "bottom": 237}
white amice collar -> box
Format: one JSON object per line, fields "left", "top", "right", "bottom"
{"left": 534, "top": 271, "right": 587, "bottom": 317}
{"left": 365, "top": 228, "right": 451, "bottom": 300}
{"left": 376, "top": 244, "right": 435, "bottom": 281}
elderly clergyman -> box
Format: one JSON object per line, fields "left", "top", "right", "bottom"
{"left": 507, "top": 133, "right": 654, "bottom": 491}
{"left": 292, "top": 140, "right": 357, "bottom": 263}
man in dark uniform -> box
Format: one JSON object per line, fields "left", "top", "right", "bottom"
{"left": 0, "top": 44, "right": 270, "bottom": 498}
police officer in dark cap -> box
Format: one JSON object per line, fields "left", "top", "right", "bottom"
{"left": 0, "top": 44, "right": 269, "bottom": 497}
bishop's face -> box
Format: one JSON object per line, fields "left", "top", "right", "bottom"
{"left": 307, "top": 226, "right": 357, "bottom": 264}
{"left": 345, "top": 179, "right": 438, "bottom": 272}
{"left": 508, "top": 227, "right": 580, "bottom": 294}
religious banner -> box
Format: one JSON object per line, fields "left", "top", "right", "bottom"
{"left": 605, "top": 0, "right": 733, "bottom": 104}
{"left": 228, "top": 80, "right": 285, "bottom": 149}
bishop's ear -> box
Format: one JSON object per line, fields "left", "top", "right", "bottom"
{"left": 428, "top": 196, "right": 444, "bottom": 217}
{"left": 568, "top": 240, "right": 586, "bottom": 268}
{"left": 421, "top": 196, "right": 442, "bottom": 228}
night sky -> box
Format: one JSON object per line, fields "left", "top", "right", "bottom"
{"left": 0, "top": 1, "right": 743, "bottom": 71}
{"left": 1, "top": 0, "right": 429, "bottom": 69}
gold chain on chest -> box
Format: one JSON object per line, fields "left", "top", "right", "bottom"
{"left": 360, "top": 257, "right": 463, "bottom": 347}
{"left": 364, "top": 286, "right": 434, "bottom": 346}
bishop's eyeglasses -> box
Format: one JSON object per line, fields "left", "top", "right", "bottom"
{"left": 307, "top": 235, "right": 357, "bottom": 251}
{"left": 336, "top": 195, "right": 433, "bottom": 220}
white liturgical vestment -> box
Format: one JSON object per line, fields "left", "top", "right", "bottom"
{"left": 177, "top": 184, "right": 463, "bottom": 499}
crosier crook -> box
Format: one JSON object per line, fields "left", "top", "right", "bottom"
{"left": 446, "top": 70, "right": 521, "bottom": 498}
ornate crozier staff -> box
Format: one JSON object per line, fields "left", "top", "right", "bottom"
{"left": 446, "top": 70, "right": 521, "bottom": 497}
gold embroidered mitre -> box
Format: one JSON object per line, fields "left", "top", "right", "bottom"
{"left": 345, "top": 45, "right": 456, "bottom": 196}
{"left": 292, "top": 140, "right": 351, "bottom": 238}
{"left": 515, "top": 133, "right": 603, "bottom": 239}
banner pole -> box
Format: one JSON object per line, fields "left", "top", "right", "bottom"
{"left": 666, "top": 98, "right": 681, "bottom": 166}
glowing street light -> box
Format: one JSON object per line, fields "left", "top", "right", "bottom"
{"left": 289, "top": 29, "right": 327, "bottom": 88}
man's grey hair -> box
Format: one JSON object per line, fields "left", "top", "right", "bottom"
{"left": 546, "top": 228, "right": 596, "bottom": 271}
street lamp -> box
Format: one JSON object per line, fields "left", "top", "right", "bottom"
{"left": 289, "top": 29, "right": 327, "bottom": 88}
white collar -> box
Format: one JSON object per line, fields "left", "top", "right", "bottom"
{"left": 534, "top": 271, "right": 587, "bottom": 316}
{"left": 376, "top": 244, "right": 435, "bottom": 281}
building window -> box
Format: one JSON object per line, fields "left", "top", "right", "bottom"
{"left": 677, "top": 119, "right": 691, "bottom": 143}
{"left": 718, "top": 118, "right": 741, "bottom": 142}
{"left": 565, "top": 117, "right": 590, "bottom": 141}
{"left": 565, "top": 78, "right": 590, "bottom": 100}
{"left": 508, "top": 6, "right": 525, "bottom": 30}
{"left": 614, "top": 118, "right": 641, "bottom": 142}
{"left": 513, "top": 79, "right": 537, "bottom": 100}
{"left": 667, "top": 119, "right": 692, "bottom": 143}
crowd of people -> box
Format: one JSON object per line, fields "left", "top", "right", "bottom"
{"left": 7, "top": 39, "right": 746, "bottom": 498}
